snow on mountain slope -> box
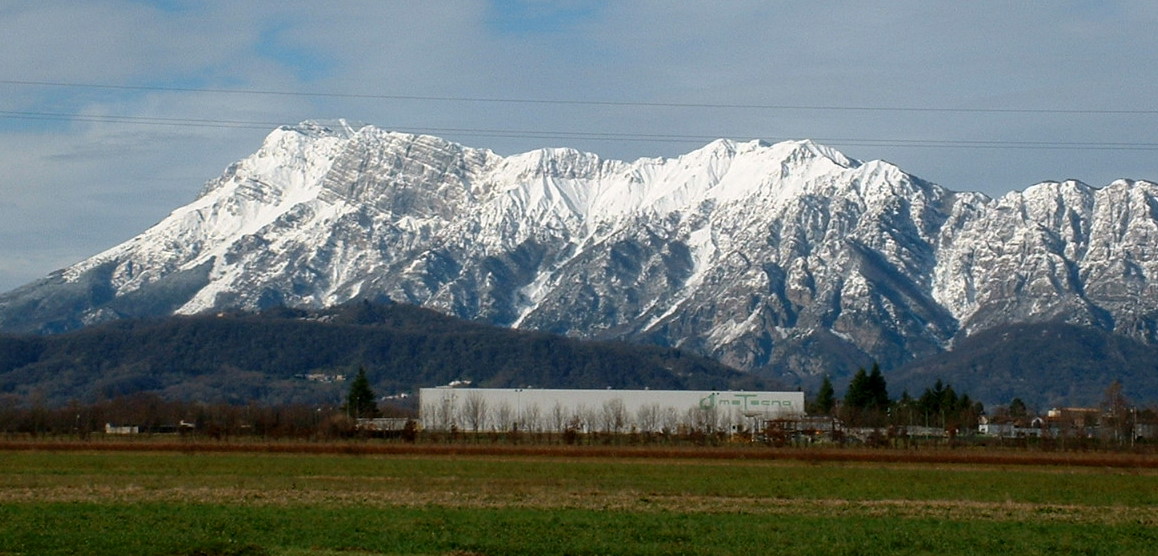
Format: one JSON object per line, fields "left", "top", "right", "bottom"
{"left": 3, "top": 121, "right": 1158, "bottom": 381}
{"left": 65, "top": 121, "right": 357, "bottom": 295}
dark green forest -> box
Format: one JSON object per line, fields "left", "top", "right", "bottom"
{"left": 889, "top": 322, "right": 1158, "bottom": 409}
{"left": 0, "top": 301, "right": 768, "bottom": 408}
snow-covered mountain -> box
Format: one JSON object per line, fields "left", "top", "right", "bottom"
{"left": 4, "top": 121, "right": 1158, "bottom": 382}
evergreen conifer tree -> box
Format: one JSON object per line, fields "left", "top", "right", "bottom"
{"left": 866, "top": 363, "right": 889, "bottom": 410}
{"left": 1008, "top": 397, "right": 1028, "bottom": 418}
{"left": 345, "top": 366, "right": 381, "bottom": 419}
{"left": 843, "top": 363, "right": 890, "bottom": 426}
{"left": 844, "top": 367, "right": 871, "bottom": 410}
{"left": 814, "top": 376, "right": 836, "bottom": 416}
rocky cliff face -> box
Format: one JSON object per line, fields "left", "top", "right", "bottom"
{"left": 3, "top": 121, "right": 1157, "bottom": 381}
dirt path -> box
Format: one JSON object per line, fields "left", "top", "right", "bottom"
{"left": 3, "top": 439, "right": 1156, "bottom": 468}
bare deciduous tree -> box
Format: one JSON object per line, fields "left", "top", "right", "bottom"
{"left": 660, "top": 407, "right": 681, "bottom": 435}
{"left": 494, "top": 402, "right": 514, "bottom": 432}
{"left": 461, "top": 392, "right": 488, "bottom": 432}
{"left": 550, "top": 402, "right": 568, "bottom": 436}
{"left": 1101, "top": 380, "right": 1131, "bottom": 445}
{"left": 522, "top": 404, "right": 542, "bottom": 435}
{"left": 426, "top": 398, "right": 456, "bottom": 431}
{"left": 600, "top": 398, "right": 628, "bottom": 434}
{"left": 636, "top": 403, "right": 661, "bottom": 434}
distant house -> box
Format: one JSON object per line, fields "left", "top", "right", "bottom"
{"left": 977, "top": 416, "right": 1040, "bottom": 438}
{"left": 104, "top": 423, "right": 139, "bottom": 435}
{"left": 760, "top": 415, "right": 843, "bottom": 441}
{"left": 1044, "top": 407, "right": 1101, "bottom": 438}
{"left": 104, "top": 421, "right": 196, "bottom": 435}
{"left": 977, "top": 416, "right": 1011, "bottom": 437}
{"left": 355, "top": 418, "right": 410, "bottom": 432}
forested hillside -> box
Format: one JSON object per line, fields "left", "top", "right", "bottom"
{"left": 889, "top": 322, "right": 1158, "bottom": 409}
{"left": 0, "top": 301, "right": 767, "bottom": 407}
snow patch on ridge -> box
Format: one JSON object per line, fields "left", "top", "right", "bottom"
{"left": 24, "top": 121, "right": 1158, "bottom": 379}
{"left": 642, "top": 223, "right": 717, "bottom": 331}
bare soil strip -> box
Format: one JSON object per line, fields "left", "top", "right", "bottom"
{"left": 2, "top": 440, "right": 1156, "bottom": 468}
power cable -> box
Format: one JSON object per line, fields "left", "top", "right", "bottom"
{"left": 3, "top": 110, "right": 1158, "bottom": 151}
{"left": 3, "top": 79, "right": 1157, "bottom": 116}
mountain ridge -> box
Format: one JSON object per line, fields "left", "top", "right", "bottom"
{"left": 3, "top": 121, "right": 1157, "bottom": 397}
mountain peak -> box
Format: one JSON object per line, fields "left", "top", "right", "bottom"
{"left": 784, "top": 138, "right": 860, "bottom": 169}
{"left": 3, "top": 125, "right": 1157, "bottom": 402}
{"left": 291, "top": 119, "right": 366, "bottom": 138}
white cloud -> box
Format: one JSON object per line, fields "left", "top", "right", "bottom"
{"left": 1, "top": 1, "right": 1157, "bottom": 291}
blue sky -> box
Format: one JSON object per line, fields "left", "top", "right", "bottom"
{"left": 486, "top": 0, "right": 605, "bottom": 35}
{"left": 1, "top": 1, "right": 1157, "bottom": 291}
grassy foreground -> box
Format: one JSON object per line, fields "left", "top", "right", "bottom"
{"left": 1, "top": 446, "right": 1155, "bottom": 555}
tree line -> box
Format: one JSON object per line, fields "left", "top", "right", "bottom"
{"left": 808, "top": 364, "right": 1157, "bottom": 448}
{"left": 810, "top": 363, "right": 984, "bottom": 432}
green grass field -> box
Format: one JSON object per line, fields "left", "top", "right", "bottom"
{"left": 1, "top": 446, "right": 1155, "bottom": 555}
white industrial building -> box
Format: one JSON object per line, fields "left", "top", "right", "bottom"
{"left": 419, "top": 388, "right": 804, "bottom": 433}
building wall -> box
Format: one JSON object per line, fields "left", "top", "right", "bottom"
{"left": 104, "top": 424, "right": 139, "bottom": 435}
{"left": 419, "top": 388, "right": 804, "bottom": 432}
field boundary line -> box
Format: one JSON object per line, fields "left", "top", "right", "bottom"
{"left": 1, "top": 440, "right": 1155, "bottom": 468}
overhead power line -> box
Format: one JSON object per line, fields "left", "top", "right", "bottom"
{"left": 3, "top": 79, "right": 1157, "bottom": 116}
{"left": 3, "top": 109, "right": 1158, "bottom": 152}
